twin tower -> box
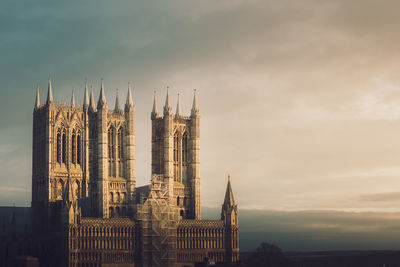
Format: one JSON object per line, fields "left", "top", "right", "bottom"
{"left": 32, "top": 79, "right": 201, "bottom": 230}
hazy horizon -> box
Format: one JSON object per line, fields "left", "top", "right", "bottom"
{"left": 3, "top": 0, "right": 400, "bottom": 218}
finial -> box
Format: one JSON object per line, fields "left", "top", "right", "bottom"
{"left": 46, "top": 77, "right": 53, "bottom": 105}
{"left": 71, "top": 89, "right": 75, "bottom": 106}
{"left": 83, "top": 81, "right": 89, "bottom": 108}
{"left": 125, "top": 82, "right": 134, "bottom": 111}
{"left": 151, "top": 90, "right": 158, "bottom": 118}
{"left": 114, "top": 88, "right": 121, "bottom": 111}
{"left": 97, "top": 78, "right": 107, "bottom": 109}
{"left": 191, "top": 89, "right": 199, "bottom": 116}
{"left": 164, "top": 86, "right": 172, "bottom": 115}
{"left": 175, "top": 93, "right": 181, "bottom": 118}
{"left": 89, "top": 86, "right": 96, "bottom": 112}
{"left": 224, "top": 174, "right": 235, "bottom": 207}
{"left": 35, "top": 86, "right": 40, "bottom": 109}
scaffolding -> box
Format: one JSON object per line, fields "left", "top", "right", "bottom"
{"left": 136, "top": 174, "right": 179, "bottom": 267}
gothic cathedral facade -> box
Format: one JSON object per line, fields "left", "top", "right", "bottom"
{"left": 31, "top": 79, "right": 239, "bottom": 267}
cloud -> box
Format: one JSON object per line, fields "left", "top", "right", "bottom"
{"left": 360, "top": 192, "right": 400, "bottom": 202}
{"left": 2, "top": 0, "right": 400, "bottom": 213}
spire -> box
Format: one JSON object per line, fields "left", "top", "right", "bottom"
{"left": 83, "top": 81, "right": 89, "bottom": 109}
{"left": 223, "top": 175, "right": 235, "bottom": 207}
{"left": 191, "top": 89, "right": 199, "bottom": 116}
{"left": 151, "top": 91, "right": 158, "bottom": 118}
{"left": 114, "top": 89, "right": 121, "bottom": 111}
{"left": 89, "top": 87, "right": 96, "bottom": 112}
{"left": 97, "top": 78, "right": 107, "bottom": 109}
{"left": 163, "top": 87, "right": 172, "bottom": 115}
{"left": 35, "top": 86, "right": 40, "bottom": 109}
{"left": 70, "top": 90, "right": 75, "bottom": 106}
{"left": 125, "top": 82, "right": 134, "bottom": 111}
{"left": 46, "top": 78, "right": 53, "bottom": 105}
{"left": 175, "top": 93, "right": 181, "bottom": 118}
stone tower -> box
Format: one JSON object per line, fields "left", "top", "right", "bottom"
{"left": 221, "top": 175, "right": 239, "bottom": 263}
{"left": 32, "top": 79, "right": 136, "bottom": 231}
{"left": 151, "top": 89, "right": 201, "bottom": 219}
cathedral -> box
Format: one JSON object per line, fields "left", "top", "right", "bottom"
{"left": 28, "top": 78, "right": 239, "bottom": 266}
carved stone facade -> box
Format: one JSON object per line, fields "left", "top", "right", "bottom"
{"left": 30, "top": 79, "right": 239, "bottom": 267}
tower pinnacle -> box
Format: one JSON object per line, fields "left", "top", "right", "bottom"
{"left": 164, "top": 87, "right": 172, "bottom": 115}
{"left": 175, "top": 93, "right": 181, "bottom": 118}
{"left": 97, "top": 78, "right": 107, "bottom": 109}
{"left": 89, "top": 86, "right": 96, "bottom": 112}
{"left": 223, "top": 174, "right": 235, "bottom": 207}
{"left": 46, "top": 78, "right": 53, "bottom": 105}
{"left": 71, "top": 90, "right": 75, "bottom": 106}
{"left": 83, "top": 82, "right": 89, "bottom": 109}
{"left": 35, "top": 86, "right": 40, "bottom": 109}
{"left": 125, "top": 82, "right": 134, "bottom": 111}
{"left": 114, "top": 88, "right": 121, "bottom": 111}
{"left": 151, "top": 91, "right": 158, "bottom": 118}
{"left": 191, "top": 89, "right": 199, "bottom": 116}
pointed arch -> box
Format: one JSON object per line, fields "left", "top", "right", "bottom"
{"left": 72, "top": 129, "right": 76, "bottom": 164}
{"left": 173, "top": 130, "right": 179, "bottom": 162}
{"left": 62, "top": 129, "right": 67, "bottom": 164}
{"left": 182, "top": 131, "right": 188, "bottom": 163}
{"left": 76, "top": 132, "right": 81, "bottom": 165}
{"left": 57, "top": 128, "right": 62, "bottom": 163}
{"left": 117, "top": 127, "right": 123, "bottom": 160}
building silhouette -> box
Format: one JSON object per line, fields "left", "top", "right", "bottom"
{"left": 24, "top": 79, "right": 239, "bottom": 266}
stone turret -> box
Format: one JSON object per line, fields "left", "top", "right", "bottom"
{"left": 221, "top": 175, "right": 239, "bottom": 263}
{"left": 97, "top": 78, "right": 109, "bottom": 218}
{"left": 124, "top": 83, "right": 136, "bottom": 213}
{"left": 190, "top": 90, "right": 201, "bottom": 219}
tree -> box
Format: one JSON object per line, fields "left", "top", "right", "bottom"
{"left": 243, "top": 242, "right": 290, "bottom": 267}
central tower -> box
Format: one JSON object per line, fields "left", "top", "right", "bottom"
{"left": 150, "top": 89, "right": 200, "bottom": 219}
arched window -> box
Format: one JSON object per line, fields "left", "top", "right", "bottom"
{"left": 177, "top": 196, "right": 180, "bottom": 206}
{"left": 118, "top": 128, "right": 123, "bottom": 159}
{"left": 57, "top": 130, "right": 61, "bottom": 163}
{"left": 62, "top": 130, "right": 66, "bottom": 164}
{"left": 174, "top": 132, "right": 179, "bottom": 162}
{"left": 182, "top": 132, "right": 188, "bottom": 163}
{"left": 110, "top": 192, "right": 114, "bottom": 203}
{"left": 109, "top": 207, "right": 114, "bottom": 218}
{"left": 108, "top": 128, "right": 113, "bottom": 159}
{"left": 72, "top": 131, "right": 76, "bottom": 164}
{"left": 116, "top": 207, "right": 120, "bottom": 217}
{"left": 77, "top": 134, "right": 81, "bottom": 165}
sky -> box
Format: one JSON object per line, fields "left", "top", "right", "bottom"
{"left": 2, "top": 0, "right": 400, "bottom": 215}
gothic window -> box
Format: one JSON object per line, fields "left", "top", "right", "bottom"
{"left": 108, "top": 128, "right": 113, "bottom": 159}
{"left": 118, "top": 128, "right": 123, "bottom": 159}
{"left": 109, "top": 207, "right": 114, "bottom": 218}
{"left": 174, "top": 132, "right": 179, "bottom": 162}
{"left": 62, "top": 130, "right": 66, "bottom": 164}
{"left": 72, "top": 131, "right": 76, "bottom": 164}
{"left": 182, "top": 132, "right": 188, "bottom": 163}
{"left": 57, "top": 130, "right": 61, "bottom": 163}
{"left": 77, "top": 134, "right": 81, "bottom": 165}
{"left": 116, "top": 207, "right": 120, "bottom": 217}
